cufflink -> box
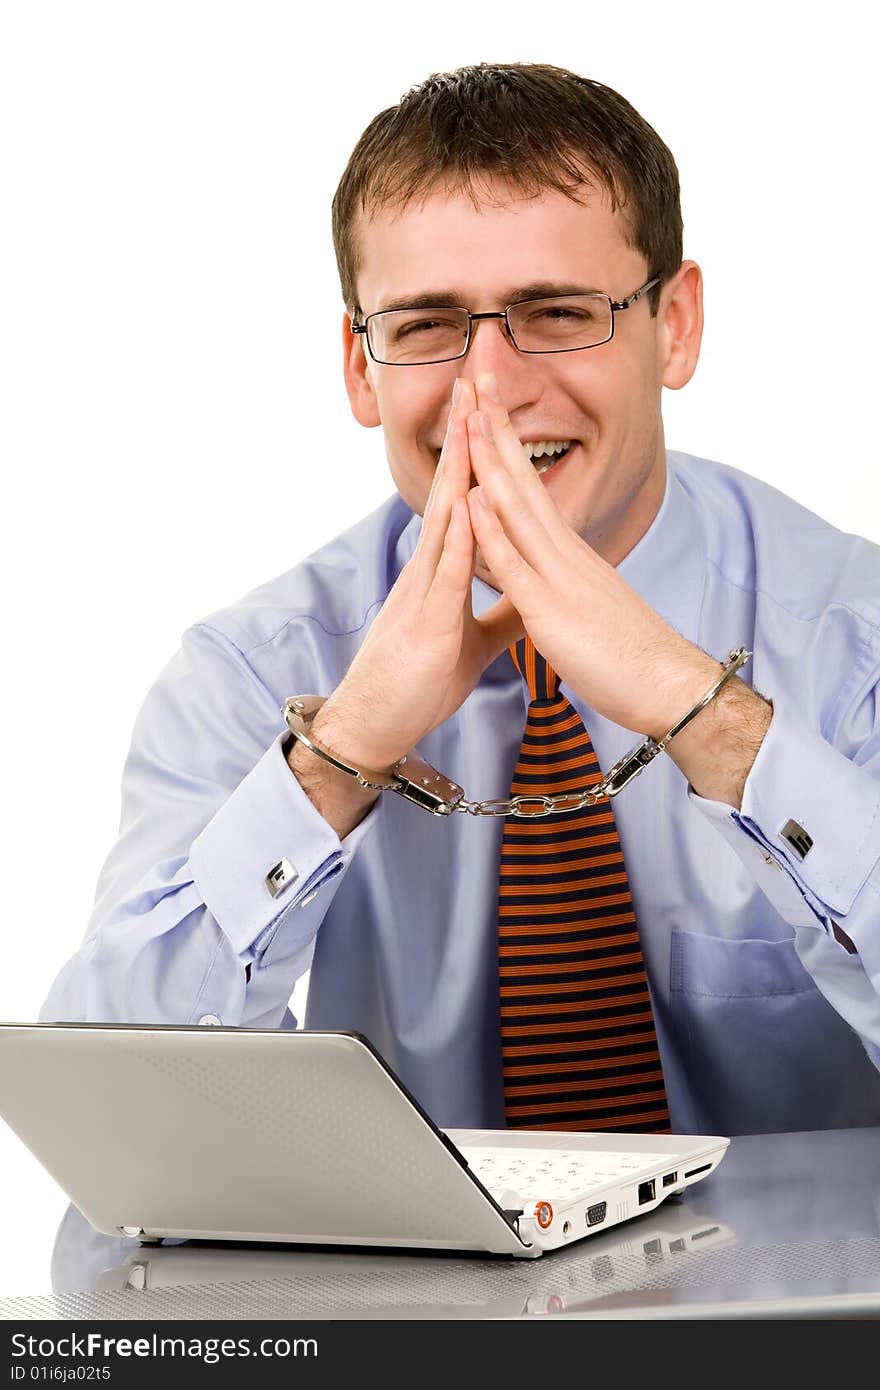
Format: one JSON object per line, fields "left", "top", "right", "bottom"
{"left": 265, "top": 857, "right": 298, "bottom": 898}
{"left": 780, "top": 819, "right": 813, "bottom": 859}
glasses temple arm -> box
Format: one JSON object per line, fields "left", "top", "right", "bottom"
{"left": 609, "top": 276, "right": 662, "bottom": 312}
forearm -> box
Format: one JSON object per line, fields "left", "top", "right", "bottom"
{"left": 42, "top": 730, "right": 372, "bottom": 1027}
{"left": 40, "top": 883, "right": 249, "bottom": 1025}
{"left": 42, "top": 833, "right": 352, "bottom": 1031}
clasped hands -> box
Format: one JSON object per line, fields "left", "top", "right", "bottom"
{"left": 321, "top": 373, "right": 737, "bottom": 786}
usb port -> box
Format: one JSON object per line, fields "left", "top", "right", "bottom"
{"left": 638, "top": 1179, "right": 656, "bottom": 1205}
{"left": 662, "top": 1171, "right": 678, "bottom": 1188}
{"left": 587, "top": 1201, "right": 607, "bottom": 1227}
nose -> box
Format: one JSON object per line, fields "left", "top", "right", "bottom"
{"left": 458, "top": 314, "right": 541, "bottom": 410}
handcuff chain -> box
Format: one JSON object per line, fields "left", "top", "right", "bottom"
{"left": 283, "top": 648, "right": 751, "bottom": 820}
{"left": 457, "top": 786, "right": 608, "bottom": 817}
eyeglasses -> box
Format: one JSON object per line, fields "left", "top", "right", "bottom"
{"left": 351, "top": 276, "right": 661, "bottom": 366}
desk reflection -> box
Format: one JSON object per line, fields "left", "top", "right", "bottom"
{"left": 42, "top": 1128, "right": 880, "bottom": 1320}
{"left": 50, "top": 1199, "right": 736, "bottom": 1319}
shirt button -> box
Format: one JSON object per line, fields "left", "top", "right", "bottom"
{"left": 300, "top": 891, "right": 317, "bottom": 907}
{"left": 197, "top": 1014, "right": 222, "bottom": 1026}
{"left": 762, "top": 852, "right": 781, "bottom": 871}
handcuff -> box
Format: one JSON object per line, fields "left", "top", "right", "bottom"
{"left": 282, "top": 648, "right": 752, "bottom": 819}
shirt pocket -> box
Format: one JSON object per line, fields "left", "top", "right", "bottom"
{"left": 669, "top": 928, "right": 880, "bottom": 1134}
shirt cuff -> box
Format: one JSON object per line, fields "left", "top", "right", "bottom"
{"left": 189, "top": 733, "right": 375, "bottom": 958}
{"left": 687, "top": 691, "right": 880, "bottom": 931}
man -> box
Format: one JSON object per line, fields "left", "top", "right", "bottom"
{"left": 41, "top": 63, "right": 880, "bottom": 1137}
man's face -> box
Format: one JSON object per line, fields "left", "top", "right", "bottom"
{"left": 344, "top": 180, "right": 701, "bottom": 577}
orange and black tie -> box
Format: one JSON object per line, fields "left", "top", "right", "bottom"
{"left": 498, "top": 636, "right": 671, "bottom": 1133}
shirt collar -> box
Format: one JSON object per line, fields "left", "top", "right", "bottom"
{"left": 615, "top": 454, "right": 706, "bottom": 638}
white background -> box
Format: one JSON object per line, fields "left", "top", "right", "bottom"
{"left": 1, "top": 0, "right": 878, "bottom": 1299}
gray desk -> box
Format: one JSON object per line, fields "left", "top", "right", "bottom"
{"left": 2, "top": 1127, "right": 879, "bottom": 1320}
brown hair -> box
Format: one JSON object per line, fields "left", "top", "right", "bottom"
{"left": 331, "top": 63, "right": 682, "bottom": 318}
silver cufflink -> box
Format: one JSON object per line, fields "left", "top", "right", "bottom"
{"left": 265, "top": 857, "right": 298, "bottom": 898}
{"left": 780, "top": 819, "right": 813, "bottom": 859}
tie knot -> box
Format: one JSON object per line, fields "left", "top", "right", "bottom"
{"left": 509, "top": 636, "right": 561, "bottom": 702}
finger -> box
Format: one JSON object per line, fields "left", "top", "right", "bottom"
{"left": 422, "top": 496, "right": 477, "bottom": 632}
{"left": 414, "top": 416, "right": 472, "bottom": 587}
{"left": 475, "top": 591, "right": 525, "bottom": 665}
{"left": 474, "top": 373, "right": 573, "bottom": 544}
{"left": 466, "top": 410, "right": 560, "bottom": 579}
{"left": 466, "top": 485, "right": 546, "bottom": 614}
{"left": 430, "top": 378, "right": 478, "bottom": 522}
{"left": 421, "top": 386, "right": 461, "bottom": 525}
{"left": 414, "top": 382, "right": 477, "bottom": 585}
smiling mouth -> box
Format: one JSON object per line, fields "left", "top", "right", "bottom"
{"left": 432, "top": 438, "right": 579, "bottom": 474}
{"left": 523, "top": 440, "right": 576, "bottom": 475}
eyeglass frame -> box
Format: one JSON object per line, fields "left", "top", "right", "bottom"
{"left": 350, "top": 275, "right": 662, "bottom": 365}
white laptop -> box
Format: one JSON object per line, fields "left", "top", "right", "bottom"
{"left": 0, "top": 1024, "right": 728, "bottom": 1259}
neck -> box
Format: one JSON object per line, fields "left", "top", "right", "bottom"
{"left": 591, "top": 457, "right": 668, "bottom": 567}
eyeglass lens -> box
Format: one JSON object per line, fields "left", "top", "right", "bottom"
{"left": 367, "top": 295, "right": 614, "bottom": 364}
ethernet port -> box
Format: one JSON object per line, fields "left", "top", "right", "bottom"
{"left": 638, "top": 1179, "right": 656, "bottom": 1205}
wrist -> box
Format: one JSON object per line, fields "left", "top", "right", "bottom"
{"left": 664, "top": 676, "right": 773, "bottom": 809}
{"left": 286, "top": 733, "right": 380, "bottom": 836}
{"left": 312, "top": 693, "right": 408, "bottom": 773}
{"left": 283, "top": 694, "right": 464, "bottom": 818}
{"left": 643, "top": 648, "right": 723, "bottom": 743}
{"left": 635, "top": 645, "right": 771, "bottom": 811}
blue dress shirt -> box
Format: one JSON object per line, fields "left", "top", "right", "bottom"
{"left": 41, "top": 452, "right": 880, "bottom": 1136}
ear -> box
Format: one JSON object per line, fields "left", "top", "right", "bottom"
{"left": 341, "top": 310, "right": 381, "bottom": 427}
{"left": 658, "top": 260, "right": 703, "bottom": 390}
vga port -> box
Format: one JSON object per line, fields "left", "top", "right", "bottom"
{"left": 587, "top": 1201, "right": 607, "bottom": 1227}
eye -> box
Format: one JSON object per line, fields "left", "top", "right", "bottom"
{"left": 395, "top": 317, "right": 450, "bottom": 340}
{"left": 529, "top": 304, "right": 596, "bottom": 323}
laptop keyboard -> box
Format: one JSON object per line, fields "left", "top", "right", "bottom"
{"left": 459, "top": 1146, "right": 681, "bottom": 1203}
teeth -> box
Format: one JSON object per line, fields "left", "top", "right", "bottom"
{"left": 521, "top": 439, "right": 574, "bottom": 475}
{"left": 522, "top": 439, "right": 572, "bottom": 460}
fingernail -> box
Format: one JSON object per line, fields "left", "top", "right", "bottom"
{"left": 476, "top": 411, "right": 493, "bottom": 440}
{"left": 482, "top": 372, "right": 501, "bottom": 402}
{"left": 452, "top": 378, "right": 461, "bottom": 406}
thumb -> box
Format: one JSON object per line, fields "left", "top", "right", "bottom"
{"left": 474, "top": 593, "right": 525, "bottom": 667}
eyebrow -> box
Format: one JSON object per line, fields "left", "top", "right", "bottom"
{"left": 376, "top": 282, "right": 604, "bottom": 313}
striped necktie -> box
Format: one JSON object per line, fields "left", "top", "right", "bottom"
{"left": 498, "top": 636, "right": 671, "bottom": 1133}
